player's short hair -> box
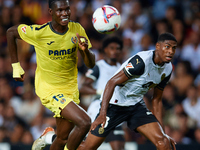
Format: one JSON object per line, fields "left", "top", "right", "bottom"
{"left": 102, "top": 36, "right": 123, "bottom": 50}
{"left": 49, "top": 0, "right": 67, "bottom": 8}
{"left": 157, "top": 32, "right": 177, "bottom": 43}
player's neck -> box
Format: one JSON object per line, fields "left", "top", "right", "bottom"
{"left": 104, "top": 58, "right": 117, "bottom": 66}
{"left": 50, "top": 21, "right": 68, "bottom": 33}
{"left": 153, "top": 50, "right": 164, "bottom": 66}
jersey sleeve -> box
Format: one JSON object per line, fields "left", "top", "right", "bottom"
{"left": 18, "top": 24, "right": 37, "bottom": 46}
{"left": 78, "top": 23, "right": 92, "bottom": 49}
{"left": 85, "top": 65, "right": 99, "bottom": 81}
{"left": 123, "top": 55, "right": 145, "bottom": 78}
{"left": 156, "top": 72, "right": 172, "bottom": 90}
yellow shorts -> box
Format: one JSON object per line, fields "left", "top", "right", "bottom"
{"left": 64, "top": 145, "right": 68, "bottom": 150}
{"left": 41, "top": 90, "right": 80, "bottom": 118}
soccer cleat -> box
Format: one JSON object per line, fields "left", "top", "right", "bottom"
{"left": 32, "top": 127, "right": 55, "bottom": 150}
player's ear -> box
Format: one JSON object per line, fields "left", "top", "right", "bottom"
{"left": 156, "top": 42, "right": 161, "bottom": 50}
{"left": 48, "top": 8, "right": 53, "bottom": 16}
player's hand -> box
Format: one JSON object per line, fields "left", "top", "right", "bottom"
{"left": 165, "top": 134, "right": 176, "bottom": 150}
{"left": 12, "top": 62, "right": 25, "bottom": 82}
{"left": 90, "top": 114, "right": 106, "bottom": 131}
{"left": 76, "top": 33, "right": 88, "bottom": 51}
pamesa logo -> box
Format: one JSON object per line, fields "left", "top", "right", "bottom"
{"left": 49, "top": 47, "right": 76, "bottom": 60}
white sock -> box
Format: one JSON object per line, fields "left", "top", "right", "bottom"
{"left": 45, "top": 132, "right": 55, "bottom": 145}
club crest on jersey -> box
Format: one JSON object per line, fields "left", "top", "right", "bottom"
{"left": 161, "top": 73, "right": 166, "bottom": 81}
{"left": 126, "top": 63, "right": 134, "bottom": 69}
{"left": 60, "top": 98, "right": 66, "bottom": 104}
{"left": 21, "top": 26, "right": 27, "bottom": 34}
{"left": 71, "top": 36, "right": 78, "bottom": 44}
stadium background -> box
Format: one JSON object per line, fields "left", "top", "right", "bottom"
{"left": 0, "top": 0, "right": 200, "bottom": 149}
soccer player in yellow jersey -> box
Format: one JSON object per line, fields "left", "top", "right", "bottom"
{"left": 6, "top": 0, "right": 95, "bottom": 150}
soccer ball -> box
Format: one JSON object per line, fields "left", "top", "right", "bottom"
{"left": 92, "top": 5, "right": 121, "bottom": 34}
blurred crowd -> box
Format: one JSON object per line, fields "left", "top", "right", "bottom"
{"left": 0, "top": 0, "right": 200, "bottom": 148}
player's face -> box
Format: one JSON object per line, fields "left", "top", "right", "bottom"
{"left": 156, "top": 40, "right": 177, "bottom": 64}
{"left": 50, "top": 0, "right": 71, "bottom": 26}
{"left": 104, "top": 42, "right": 121, "bottom": 62}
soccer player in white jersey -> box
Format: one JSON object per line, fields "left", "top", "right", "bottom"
{"left": 6, "top": 0, "right": 95, "bottom": 150}
{"left": 78, "top": 32, "right": 177, "bottom": 150}
{"left": 80, "top": 36, "right": 125, "bottom": 150}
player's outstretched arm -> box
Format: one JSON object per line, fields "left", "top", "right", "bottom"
{"left": 7, "top": 25, "right": 25, "bottom": 82}
{"left": 76, "top": 33, "right": 95, "bottom": 68}
{"left": 91, "top": 70, "right": 129, "bottom": 130}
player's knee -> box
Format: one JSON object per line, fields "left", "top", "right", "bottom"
{"left": 56, "top": 136, "right": 68, "bottom": 147}
{"left": 78, "top": 116, "right": 91, "bottom": 130}
{"left": 155, "top": 135, "right": 170, "bottom": 150}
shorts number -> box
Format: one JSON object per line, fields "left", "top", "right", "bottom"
{"left": 103, "top": 116, "right": 110, "bottom": 128}
{"left": 57, "top": 94, "right": 64, "bottom": 98}
{"left": 53, "top": 94, "right": 64, "bottom": 101}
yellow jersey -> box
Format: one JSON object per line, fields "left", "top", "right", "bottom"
{"left": 18, "top": 21, "right": 92, "bottom": 99}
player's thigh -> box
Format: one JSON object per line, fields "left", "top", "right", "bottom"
{"left": 56, "top": 117, "right": 74, "bottom": 140}
{"left": 126, "top": 101, "right": 158, "bottom": 132}
{"left": 91, "top": 104, "right": 127, "bottom": 138}
{"left": 137, "top": 122, "right": 165, "bottom": 145}
{"left": 61, "top": 101, "right": 91, "bottom": 126}
{"left": 79, "top": 132, "right": 106, "bottom": 150}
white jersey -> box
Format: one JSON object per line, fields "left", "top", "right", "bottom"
{"left": 103, "top": 50, "right": 172, "bottom": 106}
{"left": 86, "top": 59, "right": 121, "bottom": 92}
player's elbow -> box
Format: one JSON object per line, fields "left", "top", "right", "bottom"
{"left": 7, "top": 26, "right": 15, "bottom": 35}
{"left": 6, "top": 25, "right": 20, "bottom": 39}
{"left": 6, "top": 27, "right": 13, "bottom": 38}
